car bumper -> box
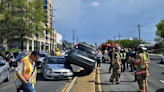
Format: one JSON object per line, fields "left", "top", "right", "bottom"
{"left": 44, "top": 72, "right": 73, "bottom": 80}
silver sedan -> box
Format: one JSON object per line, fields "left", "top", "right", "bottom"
{"left": 0, "top": 56, "right": 9, "bottom": 84}
{"left": 41, "top": 56, "right": 73, "bottom": 80}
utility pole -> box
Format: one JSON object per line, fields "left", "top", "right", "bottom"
{"left": 119, "top": 33, "right": 121, "bottom": 40}
{"left": 114, "top": 36, "right": 115, "bottom": 42}
{"left": 136, "top": 24, "right": 142, "bottom": 44}
{"left": 72, "top": 30, "right": 75, "bottom": 46}
{"left": 77, "top": 38, "right": 78, "bottom": 43}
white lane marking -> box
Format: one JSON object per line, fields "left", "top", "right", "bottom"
{"left": 159, "top": 64, "right": 164, "bottom": 67}
{"left": 160, "top": 80, "right": 164, "bottom": 83}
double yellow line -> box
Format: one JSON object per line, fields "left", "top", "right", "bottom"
{"left": 97, "top": 69, "right": 102, "bottom": 92}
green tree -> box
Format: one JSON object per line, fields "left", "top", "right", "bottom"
{"left": 0, "top": 0, "right": 51, "bottom": 50}
{"left": 82, "top": 42, "right": 87, "bottom": 44}
{"left": 155, "top": 19, "right": 164, "bottom": 42}
{"left": 107, "top": 39, "right": 114, "bottom": 43}
{"left": 116, "top": 39, "right": 139, "bottom": 48}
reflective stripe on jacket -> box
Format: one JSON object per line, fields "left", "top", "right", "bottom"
{"left": 14, "top": 56, "right": 37, "bottom": 84}
{"left": 120, "top": 53, "right": 126, "bottom": 59}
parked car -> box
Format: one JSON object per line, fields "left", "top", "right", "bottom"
{"left": 36, "top": 52, "right": 50, "bottom": 67}
{"left": 102, "top": 52, "right": 109, "bottom": 63}
{"left": 161, "top": 55, "right": 164, "bottom": 64}
{"left": 41, "top": 56, "right": 73, "bottom": 80}
{"left": 65, "top": 43, "right": 96, "bottom": 75}
{"left": 0, "top": 56, "right": 9, "bottom": 84}
{"left": 5, "top": 52, "right": 27, "bottom": 66}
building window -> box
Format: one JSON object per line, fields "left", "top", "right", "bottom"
{"left": 46, "top": 10, "right": 48, "bottom": 13}
{"left": 50, "top": 4, "right": 51, "bottom": 7}
{"left": 45, "top": 0, "right": 48, "bottom": 4}
{"left": 44, "top": 6, "right": 47, "bottom": 9}
{"left": 46, "top": 30, "right": 48, "bottom": 34}
{"left": 46, "top": 36, "right": 48, "bottom": 40}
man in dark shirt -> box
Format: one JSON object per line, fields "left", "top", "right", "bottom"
{"left": 108, "top": 48, "right": 114, "bottom": 73}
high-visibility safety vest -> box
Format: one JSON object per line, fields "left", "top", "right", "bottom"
{"left": 56, "top": 51, "right": 62, "bottom": 56}
{"left": 112, "top": 52, "right": 121, "bottom": 64}
{"left": 14, "top": 56, "right": 37, "bottom": 84}
{"left": 132, "top": 52, "right": 150, "bottom": 76}
{"left": 120, "top": 53, "right": 126, "bottom": 59}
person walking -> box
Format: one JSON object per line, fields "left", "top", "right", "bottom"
{"left": 109, "top": 47, "right": 121, "bottom": 84}
{"left": 108, "top": 48, "right": 115, "bottom": 73}
{"left": 8, "top": 52, "right": 15, "bottom": 72}
{"left": 55, "top": 48, "right": 62, "bottom": 56}
{"left": 132, "top": 45, "right": 150, "bottom": 92}
{"left": 96, "top": 49, "right": 102, "bottom": 69}
{"left": 120, "top": 49, "right": 126, "bottom": 72}
{"left": 14, "top": 51, "right": 40, "bottom": 92}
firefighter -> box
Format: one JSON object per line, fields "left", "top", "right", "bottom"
{"left": 55, "top": 48, "right": 62, "bottom": 56}
{"left": 132, "top": 45, "right": 150, "bottom": 92}
{"left": 109, "top": 47, "right": 121, "bottom": 84}
{"left": 120, "top": 49, "right": 126, "bottom": 72}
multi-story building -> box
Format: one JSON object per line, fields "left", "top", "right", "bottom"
{"left": 0, "top": 0, "right": 57, "bottom": 52}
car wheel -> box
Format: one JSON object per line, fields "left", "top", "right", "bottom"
{"left": 102, "top": 58, "right": 105, "bottom": 63}
{"left": 5, "top": 71, "right": 9, "bottom": 82}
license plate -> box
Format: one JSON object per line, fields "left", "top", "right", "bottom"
{"left": 58, "top": 75, "right": 64, "bottom": 78}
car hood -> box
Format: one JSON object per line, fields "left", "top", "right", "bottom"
{"left": 47, "top": 64, "right": 70, "bottom": 71}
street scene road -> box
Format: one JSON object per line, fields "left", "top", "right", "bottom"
{"left": 0, "top": 65, "right": 80, "bottom": 92}
{"left": 99, "top": 55, "right": 164, "bottom": 92}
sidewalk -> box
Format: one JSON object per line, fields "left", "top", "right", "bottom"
{"left": 70, "top": 69, "right": 96, "bottom": 92}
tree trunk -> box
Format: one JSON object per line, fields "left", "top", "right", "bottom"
{"left": 21, "top": 35, "right": 24, "bottom": 51}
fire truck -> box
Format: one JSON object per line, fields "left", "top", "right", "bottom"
{"left": 101, "top": 43, "right": 120, "bottom": 63}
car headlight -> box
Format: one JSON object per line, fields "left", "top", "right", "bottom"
{"left": 47, "top": 69, "right": 52, "bottom": 72}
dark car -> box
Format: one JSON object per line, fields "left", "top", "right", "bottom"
{"left": 65, "top": 43, "right": 96, "bottom": 75}
{"left": 36, "top": 52, "right": 50, "bottom": 67}
{"left": 5, "top": 52, "right": 27, "bottom": 66}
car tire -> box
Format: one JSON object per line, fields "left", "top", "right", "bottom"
{"left": 102, "top": 58, "right": 105, "bottom": 63}
{"left": 5, "top": 71, "right": 9, "bottom": 82}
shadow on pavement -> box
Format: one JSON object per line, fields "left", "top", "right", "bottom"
{"left": 156, "top": 88, "right": 164, "bottom": 92}
{"left": 162, "top": 72, "right": 164, "bottom": 75}
{"left": 95, "top": 82, "right": 115, "bottom": 85}
{"left": 120, "top": 80, "right": 135, "bottom": 82}
{"left": 73, "top": 70, "right": 87, "bottom": 77}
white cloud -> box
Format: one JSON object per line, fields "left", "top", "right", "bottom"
{"left": 91, "top": 2, "right": 99, "bottom": 6}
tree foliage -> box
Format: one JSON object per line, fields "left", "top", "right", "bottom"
{"left": 115, "top": 39, "right": 139, "bottom": 48}
{"left": 0, "top": 0, "right": 51, "bottom": 40}
{"left": 155, "top": 19, "right": 164, "bottom": 42}
{"left": 107, "top": 39, "right": 114, "bottom": 43}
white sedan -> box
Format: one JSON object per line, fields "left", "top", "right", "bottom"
{"left": 41, "top": 56, "right": 73, "bottom": 80}
{"left": 161, "top": 55, "right": 164, "bottom": 64}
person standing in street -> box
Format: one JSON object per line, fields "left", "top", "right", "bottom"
{"left": 55, "top": 48, "right": 62, "bottom": 56}
{"left": 14, "top": 51, "right": 40, "bottom": 92}
{"left": 8, "top": 52, "right": 15, "bottom": 72}
{"left": 96, "top": 49, "right": 102, "bottom": 69}
{"left": 120, "top": 49, "right": 126, "bottom": 72}
{"left": 110, "top": 47, "right": 121, "bottom": 84}
{"left": 108, "top": 48, "right": 115, "bottom": 73}
{"left": 132, "top": 45, "right": 150, "bottom": 92}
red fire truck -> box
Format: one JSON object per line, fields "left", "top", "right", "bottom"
{"left": 101, "top": 43, "right": 121, "bottom": 54}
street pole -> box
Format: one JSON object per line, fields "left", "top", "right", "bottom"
{"left": 72, "top": 30, "right": 75, "bottom": 46}
{"left": 114, "top": 36, "right": 115, "bottom": 42}
{"left": 77, "top": 38, "right": 78, "bottom": 43}
{"left": 119, "top": 33, "right": 121, "bottom": 40}
{"left": 136, "top": 24, "right": 142, "bottom": 44}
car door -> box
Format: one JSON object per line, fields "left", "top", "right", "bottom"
{"left": 0, "top": 60, "right": 6, "bottom": 83}
{"left": 104, "top": 52, "right": 109, "bottom": 61}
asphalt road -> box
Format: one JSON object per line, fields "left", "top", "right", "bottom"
{"left": 0, "top": 65, "right": 80, "bottom": 92}
{"left": 100, "top": 54, "right": 164, "bottom": 92}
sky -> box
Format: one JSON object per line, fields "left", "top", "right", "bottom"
{"left": 52, "top": 0, "right": 164, "bottom": 45}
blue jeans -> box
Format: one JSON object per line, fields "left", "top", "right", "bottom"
{"left": 21, "top": 83, "right": 36, "bottom": 92}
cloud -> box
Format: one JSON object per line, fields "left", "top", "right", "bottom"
{"left": 91, "top": 2, "right": 99, "bottom": 6}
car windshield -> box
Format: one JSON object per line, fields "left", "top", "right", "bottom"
{"left": 20, "top": 52, "right": 27, "bottom": 57}
{"left": 47, "top": 57, "right": 66, "bottom": 64}
{"left": 40, "top": 54, "right": 46, "bottom": 57}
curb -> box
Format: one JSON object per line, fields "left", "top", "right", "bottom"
{"left": 149, "top": 54, "right": 162, "bottom": 56}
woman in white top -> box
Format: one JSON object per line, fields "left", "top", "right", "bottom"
{"left": 96, "top": 50, "right": 102, "bottom": 69}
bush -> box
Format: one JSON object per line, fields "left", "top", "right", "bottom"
{"left": 0, "top": 51, "right": 6, "bottom": 57}
{"left": 5, "top": 49, "right": 20, "bottom": 52}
